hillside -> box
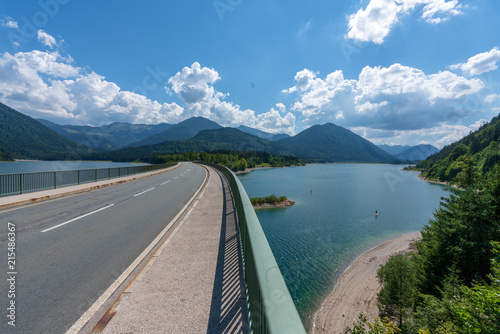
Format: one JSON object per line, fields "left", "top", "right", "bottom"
{"left": 0, "top": 149, "right": 14, "bottom": 162}
{"left": 128, "top": 117, "right": 222, "bottom": 147}
{"left": 0, "top": 102, "right": 93, "bottom": 160}
{"left": 111, "top": 127, "right": 290, "bottom": 162}
{"left": 276, "top": 123, "right": 396, "bottom": 163}
{"left": 38, "top": 119, "right": 173, "bottom": 150}
{"left": 237, "top": 125, "right": 291, "bottom": 141}
{"left": 416, "top": 113, "right": 500, "bottom": 184}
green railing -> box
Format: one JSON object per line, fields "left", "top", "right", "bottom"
{"left": 202, "top": 163, "right": 306, "bottom": 334}
{"left": 0, "top": 163, "right": 176, "bottom": 197}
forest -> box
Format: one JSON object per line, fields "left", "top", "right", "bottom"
{"left": 152, "top": 150, "right": 305, "bottom": 171}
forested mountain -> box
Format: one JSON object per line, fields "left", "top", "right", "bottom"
{"left": 416, "top": 113, "right": 500, "bottom": 185}
{"left": 111, "top": 127, "right": 288, "bottom": 161}
{"left": 128, "top": 117, "right": 222, "bottom": 147}
{"left": 276, "top": 123, "right": 396, "bottom": 163}
{"left": 38, "top": 119, "right": 173, "bottom": 150}
{"left": 0, "top": 102, "right": 93, "bottom": 160}
{"left": 237, "top": 125, "right": 290, "bottom": 141}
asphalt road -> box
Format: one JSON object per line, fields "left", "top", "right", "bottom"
{"left": 0, "top": 162, "right": 206, "bottom": 334}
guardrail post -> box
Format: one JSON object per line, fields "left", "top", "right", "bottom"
{"left": 108, "top": 168, "right": 111, "bottom": 180}
{"left": 78, "top": 170, "right": 80, "bottom": 185}
{"left": 20, "top": 174, "right": 23, "bottom": 195}
{"left": 54, "top": 172, "right": 57, "bottom": 189}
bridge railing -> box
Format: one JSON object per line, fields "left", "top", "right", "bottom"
{"left": 0, "top": 163, "right": 175, "bottom": 197}
{"left": 202, "top": 163, "right": 306, "bottom": 334}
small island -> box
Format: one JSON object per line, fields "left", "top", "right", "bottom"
{"left": 250, "top": 195, "right": 295, "bottom": 210}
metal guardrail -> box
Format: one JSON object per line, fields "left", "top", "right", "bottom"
{"left": 0, "top": 163, "right": 175, "bottom": 197}
{"left": 202, "top": 163, "right": 306, "bottom": 334}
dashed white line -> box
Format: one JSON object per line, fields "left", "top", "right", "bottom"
{"left": 174, "top": 176, "right": 179, "bottom": 180}
{"left": 41, "top": 204, "right": 115, "bottom": 233}
{"left": 134, "top": 187, "right": 155, "bottom": 197}
{"left": 160, "top": 180, "right": 171, "bottom": 185}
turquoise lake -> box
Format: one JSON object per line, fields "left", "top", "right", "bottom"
{"left": 237, "top": 164, "right": 449, "bottom": 330}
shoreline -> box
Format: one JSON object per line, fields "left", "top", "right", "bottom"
{"left": 311, "top": 232, "right": 421, "bottom": 334}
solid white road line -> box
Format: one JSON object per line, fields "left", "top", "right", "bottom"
{"left": 41, "top": 204, "right": 115, "bottom": 233}
{"left": 133, "top": 187, "right": 155, "bottom": 197}
{"left": 160, "top": 180, "right": 171, "bottom": 185}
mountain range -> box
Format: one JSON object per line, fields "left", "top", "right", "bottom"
{"left": 1, "top": 101, "right": 434, "bottom": 163}
{"left": 378, "top": 144, "right": 439, "bottom": 161}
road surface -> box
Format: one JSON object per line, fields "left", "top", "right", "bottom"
{"left": 0, "top": 162, "right": 206, "bottom": 333}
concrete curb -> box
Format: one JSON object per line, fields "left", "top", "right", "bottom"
{"left": 0, "top": 163, "right": 181, "bottom": 211}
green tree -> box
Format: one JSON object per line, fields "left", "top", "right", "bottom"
{"left": 345, "top": 314, "right": 401, "bottom": 334}
{"left": 450, "top": 242, "right": 500, "bottom": 334}
{"left": 377, "top": 253, "right": 416, "bottom": 327}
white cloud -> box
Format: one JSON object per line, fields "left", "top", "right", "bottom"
{"left": 351, "top": 120, "right": 485, "bottom": 148}
{"left": 347, "top": 0, "right": 464, "bottom": 44}
{"left": 37, "top": 30, "right": 58, "bottom": 48}
{"left": 0, "top": 16, "right": 19, "bottom": 29}
{"left": 166, "top": 62, "right": 295, "bottom": 133}
{"left": 451, "top": 47, "right": 500, "bottom": 76}
{"left": 485, "top": 94, "right": 499, "bottom": 104}
{"left": 0, "top": 50, "right": 185, "bottom": 125}
{"left": 284, "top": 63, "right": 484, "bottom": 133}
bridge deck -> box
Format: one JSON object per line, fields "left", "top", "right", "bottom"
{"left": 100, "top": 166, "right": 249, "bottom": 333}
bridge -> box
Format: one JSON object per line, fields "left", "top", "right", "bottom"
{"left": 0, "top": 162, "right": 306, "bottom": 333}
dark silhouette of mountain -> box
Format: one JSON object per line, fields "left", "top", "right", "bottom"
{"left": 128, "top": 117, "right": 222, "bottom": 147}
{"left": 396, "top": 144, "right": 439, "bottom": 161}
{"left": 0, "top": 102, "right": 92, "bottom": 160}
{"left": 38, "top": 119, "right": 173, "bottom": 150}
{"left": 275, "top": 123, "right": 396, "bottom": 163}
{"left": 237, "top": 125, "right": 291, "bottom": 141}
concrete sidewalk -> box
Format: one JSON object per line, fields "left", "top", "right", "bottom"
{"left": 96, "top": 166, "right": 249, "bottom": 333}
{"left": 0, "top": 163, "right": 180, "bottom": 211}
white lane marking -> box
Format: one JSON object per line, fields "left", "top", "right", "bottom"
{"left": 41, "top": 204, "right": 115, "bottom": 233}
{"left": 174, "top": 176, "right": 179, "bottom": 180}
{"left": 133, "top": 187, "right": 155, "bottom": 197}
{"left": 160, "top": 180, "right": 171, "bottom": 186}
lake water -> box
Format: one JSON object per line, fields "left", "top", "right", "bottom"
{"left": 0, "top": 160, "right": 148, "bottom": 174}
{"left": 237, "top": 164, "right": 449, "bottom": 330}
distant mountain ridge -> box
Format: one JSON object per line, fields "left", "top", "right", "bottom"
{"left": 237, "top": 125, "right": 290, "bottom": 141}
{"left": 0, "top": 102, "right": 92, "bottom": 160}
{"left": 128, "top": 117, "right": 222, "bottom": 147}
{"left": 38, "top": 119, "right": 173, "bottom": 150}
{"left": 378, "top": 144, "right": 439, "bottom": 161}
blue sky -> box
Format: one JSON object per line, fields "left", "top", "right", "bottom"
{"left": 1, "top": 0, "right": 500, "bottom": 147}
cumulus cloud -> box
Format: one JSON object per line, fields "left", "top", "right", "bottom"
{"left": 450, "top": 47, "right": 500, "bottom": 76}
{"left": 0, "top": 50, "right": 185, "bottom": 125}
{"left": 166, "top": 62, "right": 295, "bottom": 133}
{"left": 37, "top": 30, "right": 58, "bottom": 48}
{"left": 351, "top": 120, "right": 486, "bottom": 148}
{"left": 0, "top": 16, "right": 19, "bottom": 29}
{"left": 284, "top": 62, "right": 485, "bottom": 143}
{"left": 347, "top": 0, "right": 464, "bottom": 44}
